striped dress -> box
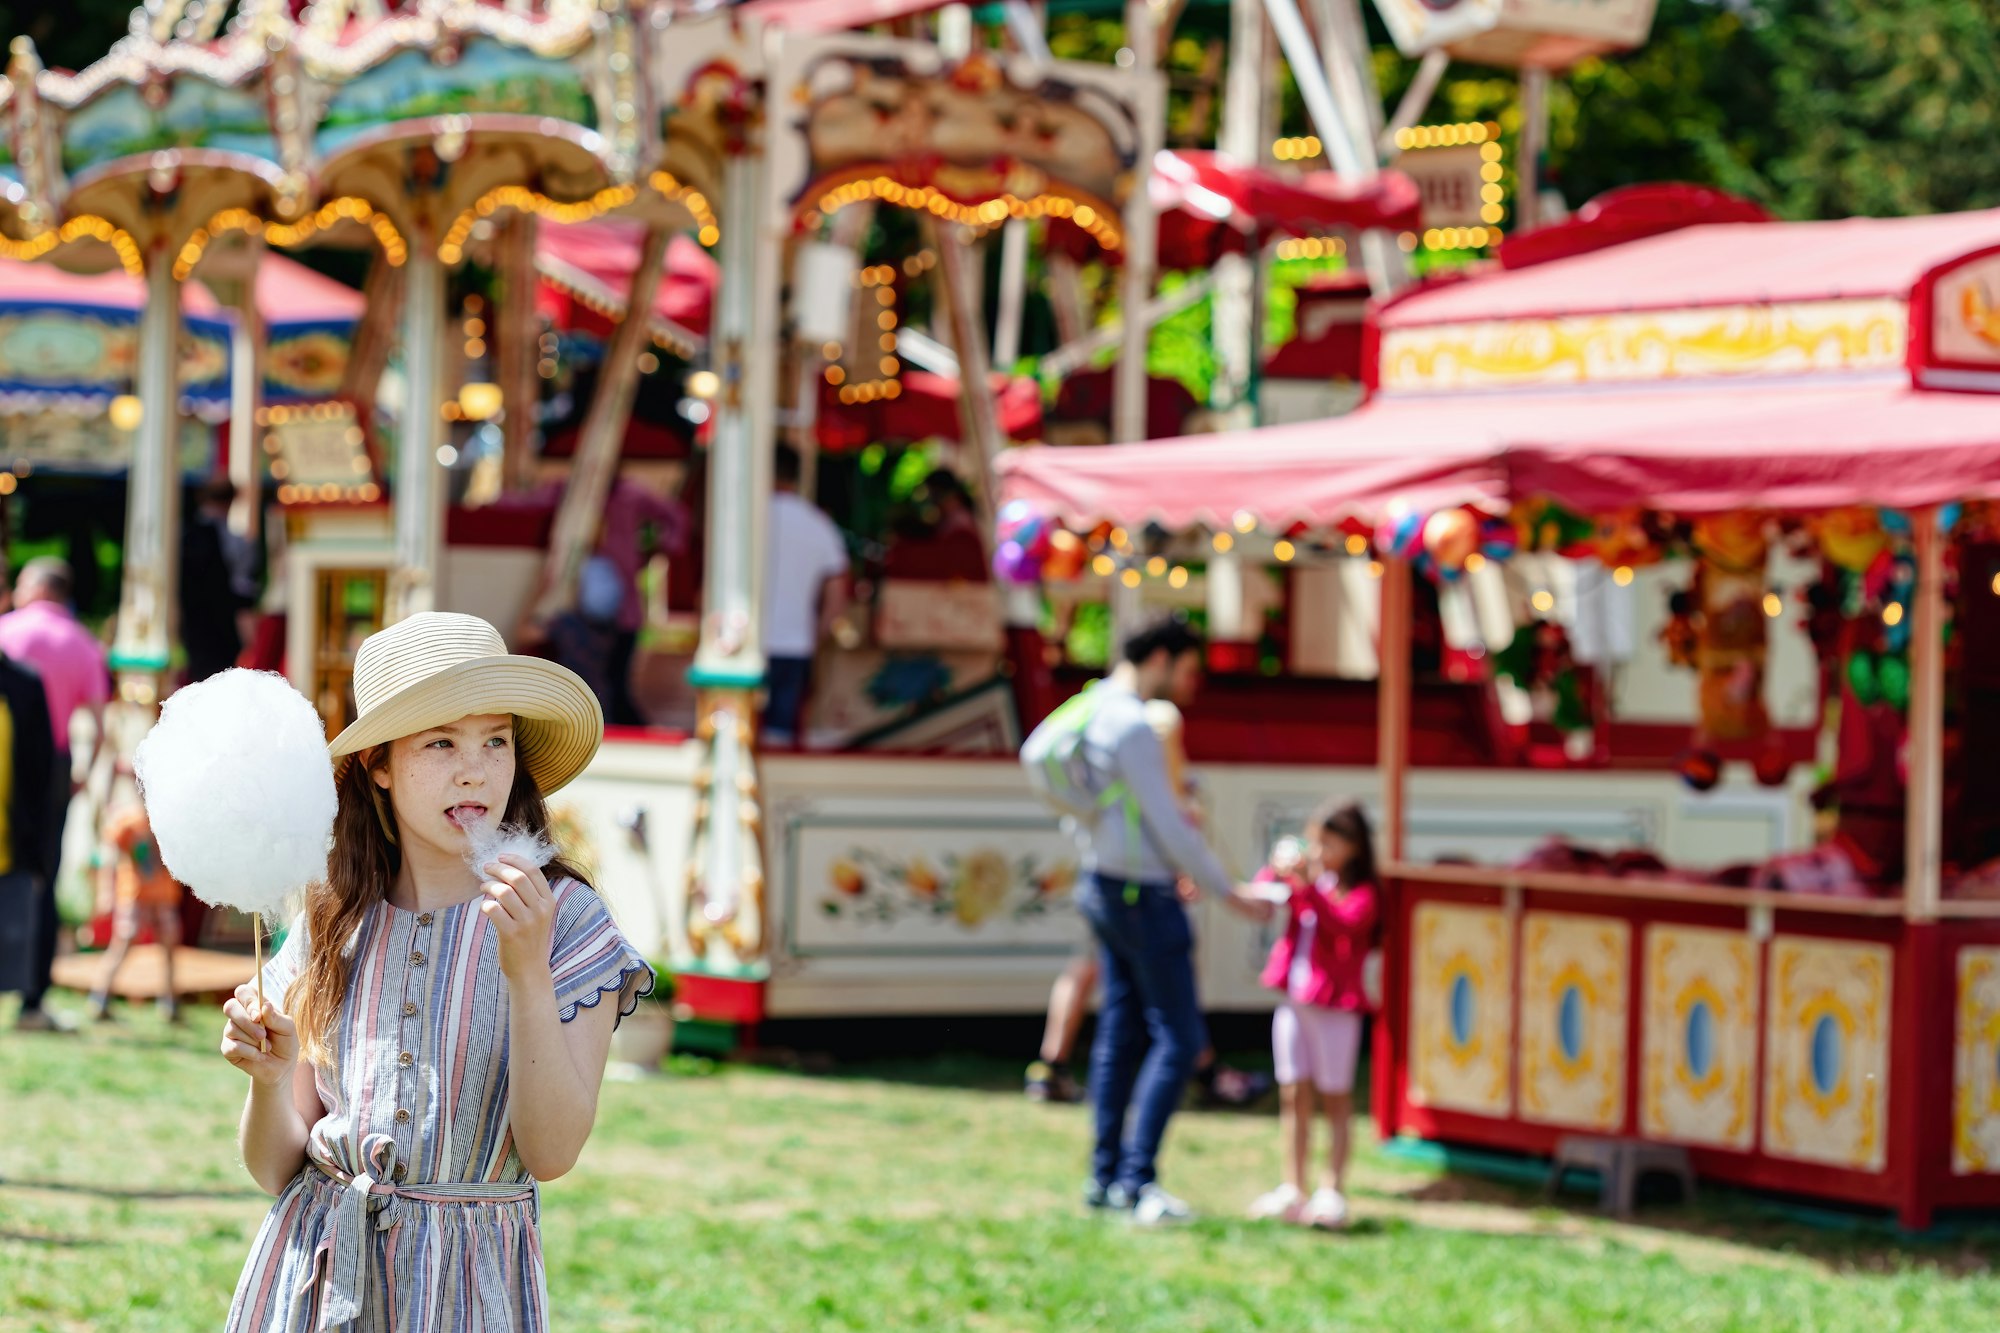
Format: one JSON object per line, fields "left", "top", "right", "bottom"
{"left": 227, "top": 877, "right": 653, "bottom": 1332}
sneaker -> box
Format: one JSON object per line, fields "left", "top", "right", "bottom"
{"left": 1303, "top": 1186, "right": 1350, "bottom": 1230}
{"left": 1083, "top": 1180, "right": 1123, "bottom": 1211}
{"left": 1131, "top": 1183, "right": 1195, "bottom": 1227}
{"left": 1202, "top": 1066, "right": 1275, "bottom": 1109}
{"left": 14, "top": 1007, "right": 76, "bottom": 1034}
{"left": 1248, "top": 1183, "right": 1306, "bottom": 1222}
{"left": 1025, "top": 1061, "right": 1084, "bottom": 1104}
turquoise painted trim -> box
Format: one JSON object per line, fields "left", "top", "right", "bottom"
{"left": 108, "top": 650, "right": 170, "bottom": 673}
{"left": 674, "top": 957, "right": 769, "bottom": 983}
{"left": 672, "top": 1018, "right": 738, "bottom": 1057}
{"left": 686, "top": 663, "right": 766, "bottom": 690}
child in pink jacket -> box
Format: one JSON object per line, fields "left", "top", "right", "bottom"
{"left": 1247, "top": 800, "right": 1379, "bottom": 1229}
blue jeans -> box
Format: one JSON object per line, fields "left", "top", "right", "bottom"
{"left": 763, "top": 656, "right": 813, "bottom": 744}
{"left": 1077, "top": 873, "right": 1208, "bottom": 1194}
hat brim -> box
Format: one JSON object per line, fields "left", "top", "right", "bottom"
{"left": 328, "top": 655, "right": 603, "bottom": 796}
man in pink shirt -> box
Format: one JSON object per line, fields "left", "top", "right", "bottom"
{"left": 0, "top": 557, "right": 110, "bottom": 1030}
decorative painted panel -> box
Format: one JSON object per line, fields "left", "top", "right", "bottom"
{"left": 1378, "top": 299, "right": 1906, "bottom": 392}
{"left": 1953, "top": 946, "right": 2000, "bottom": 1175}
{"left": 1764, "top": 936, "right": 1891, "bottom": 1172}
{"left": 1409, "top": 902, "right": 1513, "bottom": 1117}
{"left": 1519, "top": 911, "right": 1629, "bottom": 1132}
{"left": 1641, "top": 924, "right": 1757, "bottom": 1150}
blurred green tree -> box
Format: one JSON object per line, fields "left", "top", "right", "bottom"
{"left": 0, "top": 0, "right": 134, "bottom": 75}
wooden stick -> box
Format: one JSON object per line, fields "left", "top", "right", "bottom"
{"left": 253, "top": 910, "right": 268, "bottom": 1054}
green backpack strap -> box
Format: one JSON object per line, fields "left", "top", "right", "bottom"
{"left": 1097, "top": 780, "right": 1144, "bottom": 905}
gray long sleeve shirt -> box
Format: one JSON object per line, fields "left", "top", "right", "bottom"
{"left": 1062, "top": 682, "right": 1235, "bottom": 899}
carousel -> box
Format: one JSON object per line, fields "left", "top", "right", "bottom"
{"left": 3, "top": 0, "right": 1660, "bottom": 1041}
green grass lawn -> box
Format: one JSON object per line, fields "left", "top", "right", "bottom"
{"left": 5, "top": 996, "right": 2000, "bottom": 1332}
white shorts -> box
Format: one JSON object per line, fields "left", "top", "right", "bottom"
{"left": 1273, "top": 1001, "right": 1363, "bottom": 1094}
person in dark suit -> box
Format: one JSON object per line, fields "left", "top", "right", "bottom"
{"left": 0, "top": 650, "right": 57, "bottom": 1024}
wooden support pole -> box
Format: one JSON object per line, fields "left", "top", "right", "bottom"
{"left": 340, "top": 255, "right": 405, "bottom": 406}
{"left": 928, "top": 219, "right": 1004, "bottom": 541}
{"left": 1904, "top": 506, "right": 1945, "bottom": 923}
{"left": 991, "top": 218, "right": 1030, "bottom": 372}
{"left": 495, "top": 213, "right": 541, "bottom": 495}
{"left": 532, "top": 226, "right": 672, "bottom": 623}
{"left": 1379, "top": 49, "right": 1449, "bottom": 155}
{"left": 1378, "top": 555, "right": 1413, "bottom": 863}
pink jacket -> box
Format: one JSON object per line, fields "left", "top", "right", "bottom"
{"left": 1257, "top": 869, "right": 1378, "bottom": 1011}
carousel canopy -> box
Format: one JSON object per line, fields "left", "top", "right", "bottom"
{"left": 817, "top": 370, "right": 1042, "bottom": 450}
{"left": 996, "top": 377, "right": 2000, "bottom": 529}
{"left": 0, "top": 251, "right": 359, "bottom": 418}
{"left": 737, "top": 0, "right": 957, "bottom": 31}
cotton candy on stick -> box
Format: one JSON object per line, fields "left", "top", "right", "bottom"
{"left": 135, "top": 669, "right": 336, "bottom": 1050}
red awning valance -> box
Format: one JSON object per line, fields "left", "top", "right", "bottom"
{"left": 997, "top": 379, "right": 2000, "bottom": 529}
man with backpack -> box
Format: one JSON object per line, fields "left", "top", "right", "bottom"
{"left": 1021, "top": 616, "right": 1256, "bottom": 1225}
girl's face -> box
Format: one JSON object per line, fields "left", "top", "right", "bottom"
{"left": 373, "top": 714, "right": 516, "bottom": 858}
{"left": 1309, "top": 827, "right": 1357, "bottom": 878}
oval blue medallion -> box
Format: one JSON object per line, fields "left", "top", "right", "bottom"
{"left": 1557, "top": 985, "right": 1586, "bottom": 1063}
{"left": 1448, "top": 972, "right": 1476, "bottom": 1047}
{"left": 1809, "top": 1014, "right": 1843, "bottom": 1096}
{"left": 1684, "top": 1000, "right": 1716, "bottom": 1081}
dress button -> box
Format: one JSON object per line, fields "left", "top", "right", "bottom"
{"left": 403, "top": 1001, "right": 418, "bottom": 1017}
{"left": 395, "top": 1108, "right": 411, "bottom": 1124}
{"left": 398, "top": 1050, "right": 414, "bottom": 1068}
{"left": 417, "top": 913, "right": 434, "bottom": 927}
{"left": 410, "top": 950, "right": 426, "bottom": 967}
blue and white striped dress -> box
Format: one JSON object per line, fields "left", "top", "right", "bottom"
{"left": 226, "top": 878, "right": 652, "bottom": 1332}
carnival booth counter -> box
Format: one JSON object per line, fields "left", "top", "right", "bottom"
{"left": 1000, "top": 216, "right": 2000, "bottom": 1227}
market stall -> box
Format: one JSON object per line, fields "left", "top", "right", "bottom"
{"left": 1000, "top": 207, "right": 2000, "bottom": 1226}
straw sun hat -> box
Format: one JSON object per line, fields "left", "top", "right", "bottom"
{"left": 328, "top": 612, "right": 603, "bottom": 794}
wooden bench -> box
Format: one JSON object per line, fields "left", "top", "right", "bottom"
{"left": 1544, "top": 1135, "right": 1696, "bottom": 1219}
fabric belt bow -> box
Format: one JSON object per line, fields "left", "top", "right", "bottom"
{"left": 306, "top": 1135, "right": 537, "bottom": 1331}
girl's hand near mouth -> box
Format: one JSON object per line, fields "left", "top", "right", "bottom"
{"left": 480, "top": 852, "right": 558, "bottom": 983}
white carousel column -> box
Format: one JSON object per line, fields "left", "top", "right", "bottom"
{"left": 388, "top": 248, "right": 445, "bottom": 624}
{"left": 1211, "top": 0, "right": 1269, "bottom": 427}
{"left": 686, "top": 143, "right": 779, "bottom": 971}
{"left": 1517, "top": 67, "right": 1551, "bottom": 234}
{"left": 1113, "top": 0, "right": 1164, "bottom": 446}
{"left": 110, "top": 255, "right": 184, "bottom": 699}
{"left": 225, "top": 245, "right": 263, "bottom": 544}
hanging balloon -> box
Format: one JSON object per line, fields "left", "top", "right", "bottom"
{"left": 1941, "top": 501, "right": 1965, "bottom": 534}
{"left": 1811, "top": 507, "right": 1887, "bottom": 573}
{"left": 1847, "top": 651, "right": 1880, "bottom": 706}
{"left": 1478, "top": 512, "right": 1520, "bottom": 561}
{"left": 1512, "top": 497, "right": 1595, "bottom": 556}
{"left": 1422, "top": 508, "right": 1480, "bottom": 570}
{"left": 1676, "top": 747, "right": 1723, "bottom": 793}
{"left": 1878, "top": 654, "right": 1911, "bottom": 711}
{"left": 1878, "top": 508, "right": 1913, "bottom": 538}
{"left": 1375, "top": 505, "right": 1426, "bottom": 560}
{"left": 1753, "top": 735, "right": 1792, "bottom": 788}
{"left": 997, "top": 499, "right": 1036, "bottom": 532}
{"left": 1040, "top": 539, "right": 1089, "bottom": 583}
{"left": 992, "top": 540, "right": 1042, "bottom": 585}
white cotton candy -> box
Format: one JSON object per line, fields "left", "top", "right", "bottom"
{"left": 133, "top": 669, "right": 337, "bottom": 917}
{"left": 462, "top": 823, "right": 557, "bottom": 879}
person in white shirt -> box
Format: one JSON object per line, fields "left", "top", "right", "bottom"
{"left": 762, "top": 446, "right": 849, "bottom": 745}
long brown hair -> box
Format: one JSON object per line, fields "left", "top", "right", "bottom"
{"left": 1312, "top": 798, "right": 1377, "bottom": 888}
{"left": 288, "top": 722, "right": 586, "bottom": 1068}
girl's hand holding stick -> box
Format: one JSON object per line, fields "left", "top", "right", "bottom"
{"left": 221, "top": 981, "right": 299, "bottom": 1087}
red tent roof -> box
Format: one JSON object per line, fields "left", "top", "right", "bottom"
{"left": 0, "top": 253, "right": 359, "bottom": 329}
{"left": 535, "top": 220, "right": 716, "bottom": 342}
{"left": 1049, "top": 152, "right": 1422, "bottom": 269}
{"left": 1381, "top": 208, "right": 2000, "bottom": 329}
{"left": 736, "top": 0, "right": 949, "bottom": 31}
{"left": 248, "top": 256, "right": 365, "bottom": 327}
{"left": 997, "top": 379, "right": 2000, "bottom": 528}
{"left": 817, "top": 371, "right": 1043, "bottom": 450}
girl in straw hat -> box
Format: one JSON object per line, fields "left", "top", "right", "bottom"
{"left": 217, "top": 613, "right": 652, "bottom": 1331}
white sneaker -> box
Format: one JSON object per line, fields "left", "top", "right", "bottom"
{"left": 1248, "top": 1183, "right": 1305, "bottom": 1222}
{"left": 1131, "top": 1183, "right": 1195, "bottom": 1227}
{"left": 1303, "top": 1186, "right": 1350, "bottom": 1230}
